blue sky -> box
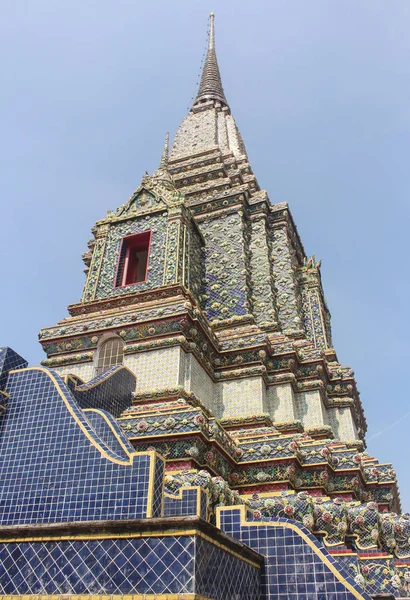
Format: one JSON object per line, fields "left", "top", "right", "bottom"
{"left": 1, "top": 1, "right": 409, "bottom": 509}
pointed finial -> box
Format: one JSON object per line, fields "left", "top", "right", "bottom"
{"left": 209, "top": 13, "right": 215, "bottom": 50}
{"left": 159, "top": 133, "right": 169, "bottom": 170}
{"left": 192, "top": 13, "right": 228, "bottom": 108}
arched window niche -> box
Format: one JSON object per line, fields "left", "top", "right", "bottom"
{"left": 95, "top": 336, "right": 124, "bottom": 376}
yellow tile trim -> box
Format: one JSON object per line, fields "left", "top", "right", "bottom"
{"left": 216, "top": 505, "right": 368, "bottom": 600}
{"left": 0, "top": 529, "right": 199, "bottom": 543}
{"left": 146, "top": 448, "right": 157, "bottom": 518}
{"left": 197, "top": 530, "right": 260, "bottom": 568}
{"left": 358, "top": 554, "right": 394, "bottom": 560}
{"left": 0, "top": 595, "right": 211, "bottom": 600}
{"left": 240, "top": 490, "right": 296, "bottom": 499}
{"left": 166, "top": 468, "right": 197, "bottom": 475}
{"left": 83, "top": 409, "right": 133, "bottom": 457}
{"left": 118, "top": 408, "right": 198, "bottom": 420}
{"left": 164, "top": 485, "right": 208, "bottom": 518}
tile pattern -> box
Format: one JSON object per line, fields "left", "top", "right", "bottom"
{"left": 0, "top": 533, "right": 260, "bottom": 599}
{"left": 125, "top": 347, "right": 182, "bottom": 392}
{"left": 152, "top": 453, "right": 165, "bottom": 518}
{"left": 185, "top": 353, "right": 215, "bottom": 413}
{"left": 268, "top": 225, "right": 303, "bottom": 334}
{"left": 0, "top": 347, "right": 28, "bottom": 391}
{"left": 295, "top": 390, "right": 326, "bottom": 429}
{"left": 219, "top": 507, "right": 372, "bottom": 600}
{"left": 221, "top": 377, "right": 266, "bottom": 417}
{"left": 85, "top": 409, "right": 134, "bottom": 460}
{"left": 199, "top": 211, "right": 250, "bottom": 322}
{"left": 334, "top": 554, "right": 408, "bottom": 598}
{"left": 195, "top": 536, "right": 260, "bottom": 600}
{"left": 298, "top": 262, "right": 333, "bottom": 350}
{"left": 67, "top": 365, "right": 135, "bottom": 418}
{"left": 0, "top": 536, "right": 196, "bottom": 595}
{"left": 248, "top": 215, "right": 277, "bottom": 326}
{"left": 328, "top": 406, "right": 357, "bottom": 441}
{"left": 53, "top": 362, "right": 95, "bottom": 382}
{"left": 0, "top": 367, "right": 159, "bottom": 524}
{"left": 266, "top": 383, "right": 296, "bottom": 422}
{"left": 164, "top": 488, "right": 201, "bottom": 517}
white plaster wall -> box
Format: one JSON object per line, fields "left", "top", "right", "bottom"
{"left": 125, "top": 347, "right": 183, "bottom": 392}
{"left": 219, "top": 376, "right": 267, "bottom": 417}
{"left": 295, "top": 390, "right": 327, "bottom": 429}
{"left": 328, "top": 406, "right": 358, "bottom": 441}
{"left": 266, "top": 383, "right": 296, "bottom": 423}
{"left": 184, "top": 353, "right": 215, "bottom": 413}
{"left": 52, "top": 362, "right": 95, "bottom": 382}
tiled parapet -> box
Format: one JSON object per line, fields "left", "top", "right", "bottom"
{"left": 161, "top": 463, "right": 410, "bottom": 580}
{"left": 0, "top": 363, "right": 164, "bottom": 524}
{"left": 0, "top": 347, "right": 28, "bottom": 391}
{"left": 244, "top": 489, "right": 410, "bottom": 560}
{"left": 66, "top": 364, "right": 136, "bottom": 417}
{"left": 163, "top": 485, "right": 209, "bottom": 520}
{"left": 335, "top": 552, "right": 410, "bottom": 598}
{"left": 0, "top": 516, "right": 263, "bottom": 598}
{"left": 217, "top": 504, "right": 373, "bottom": 600}
{"left": 0, "top": 347, "right": 28, "bottom": 419}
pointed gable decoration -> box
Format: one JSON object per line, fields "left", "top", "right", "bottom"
{"left": 116, "top": 175, "right": 184, "bottom": 219}
{"left": 116, "top": 134, "right": 183, "bottom": 219}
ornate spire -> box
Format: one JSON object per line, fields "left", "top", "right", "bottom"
{"left": 193, "top": 13, "right": 228, "bottom": 108}
{"left": 158, "top": 132, "right": 169, "bottom": 170}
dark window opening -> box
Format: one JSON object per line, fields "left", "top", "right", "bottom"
{"left": 115, "top": 231, "right": 151, "bottom": 288}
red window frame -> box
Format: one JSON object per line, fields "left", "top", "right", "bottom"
{"left": 114, "top": 231, "right": 152, "bottom": 288}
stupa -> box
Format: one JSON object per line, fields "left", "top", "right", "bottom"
{"left": 0, "top": 14, "right": 409, "bottom": 600}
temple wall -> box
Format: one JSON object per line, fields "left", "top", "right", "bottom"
{"left": 52, "top": 353, "right": 358, "bottom": 441}
{"left": 328, "top": 406, "right": 358, "bottom": 441}
{"left": 199, "top": 211, "right": 250, "bottom": 323}
{"left": 184, "top": 353, "right": 215, "bottom": 413}
{"left": 218, "top": 376, "right": 266, "bottom": 417}
{"left": 248, "top": 215, "right": 277, "bottom": 326}
{"left": 295, "top": 389, "right": 327, "bottom": 429}
{"left": 269, "top": 224, "right": 303, "bottom": 334}
{"left": 125, "top": 347, "right": 183, "bottom": 392}
{"left": 266, "top": 383, "right": 296, "bottom": 423}
{"left": 53, "top": 362, "right": 95, "bottom": 382}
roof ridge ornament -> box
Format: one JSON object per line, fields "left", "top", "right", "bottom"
{"left": 192, "top": 13, "right": 229, "bottom": 109}
{"left": 158, "top": 132, "right": 169, "bottom": 170}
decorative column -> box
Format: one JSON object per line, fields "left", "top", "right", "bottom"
{"left": 298, "top": 259, "right": 332, "bottom": 350}
{"left": 268, "top": 204, "right": 304, "bottom": 336}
